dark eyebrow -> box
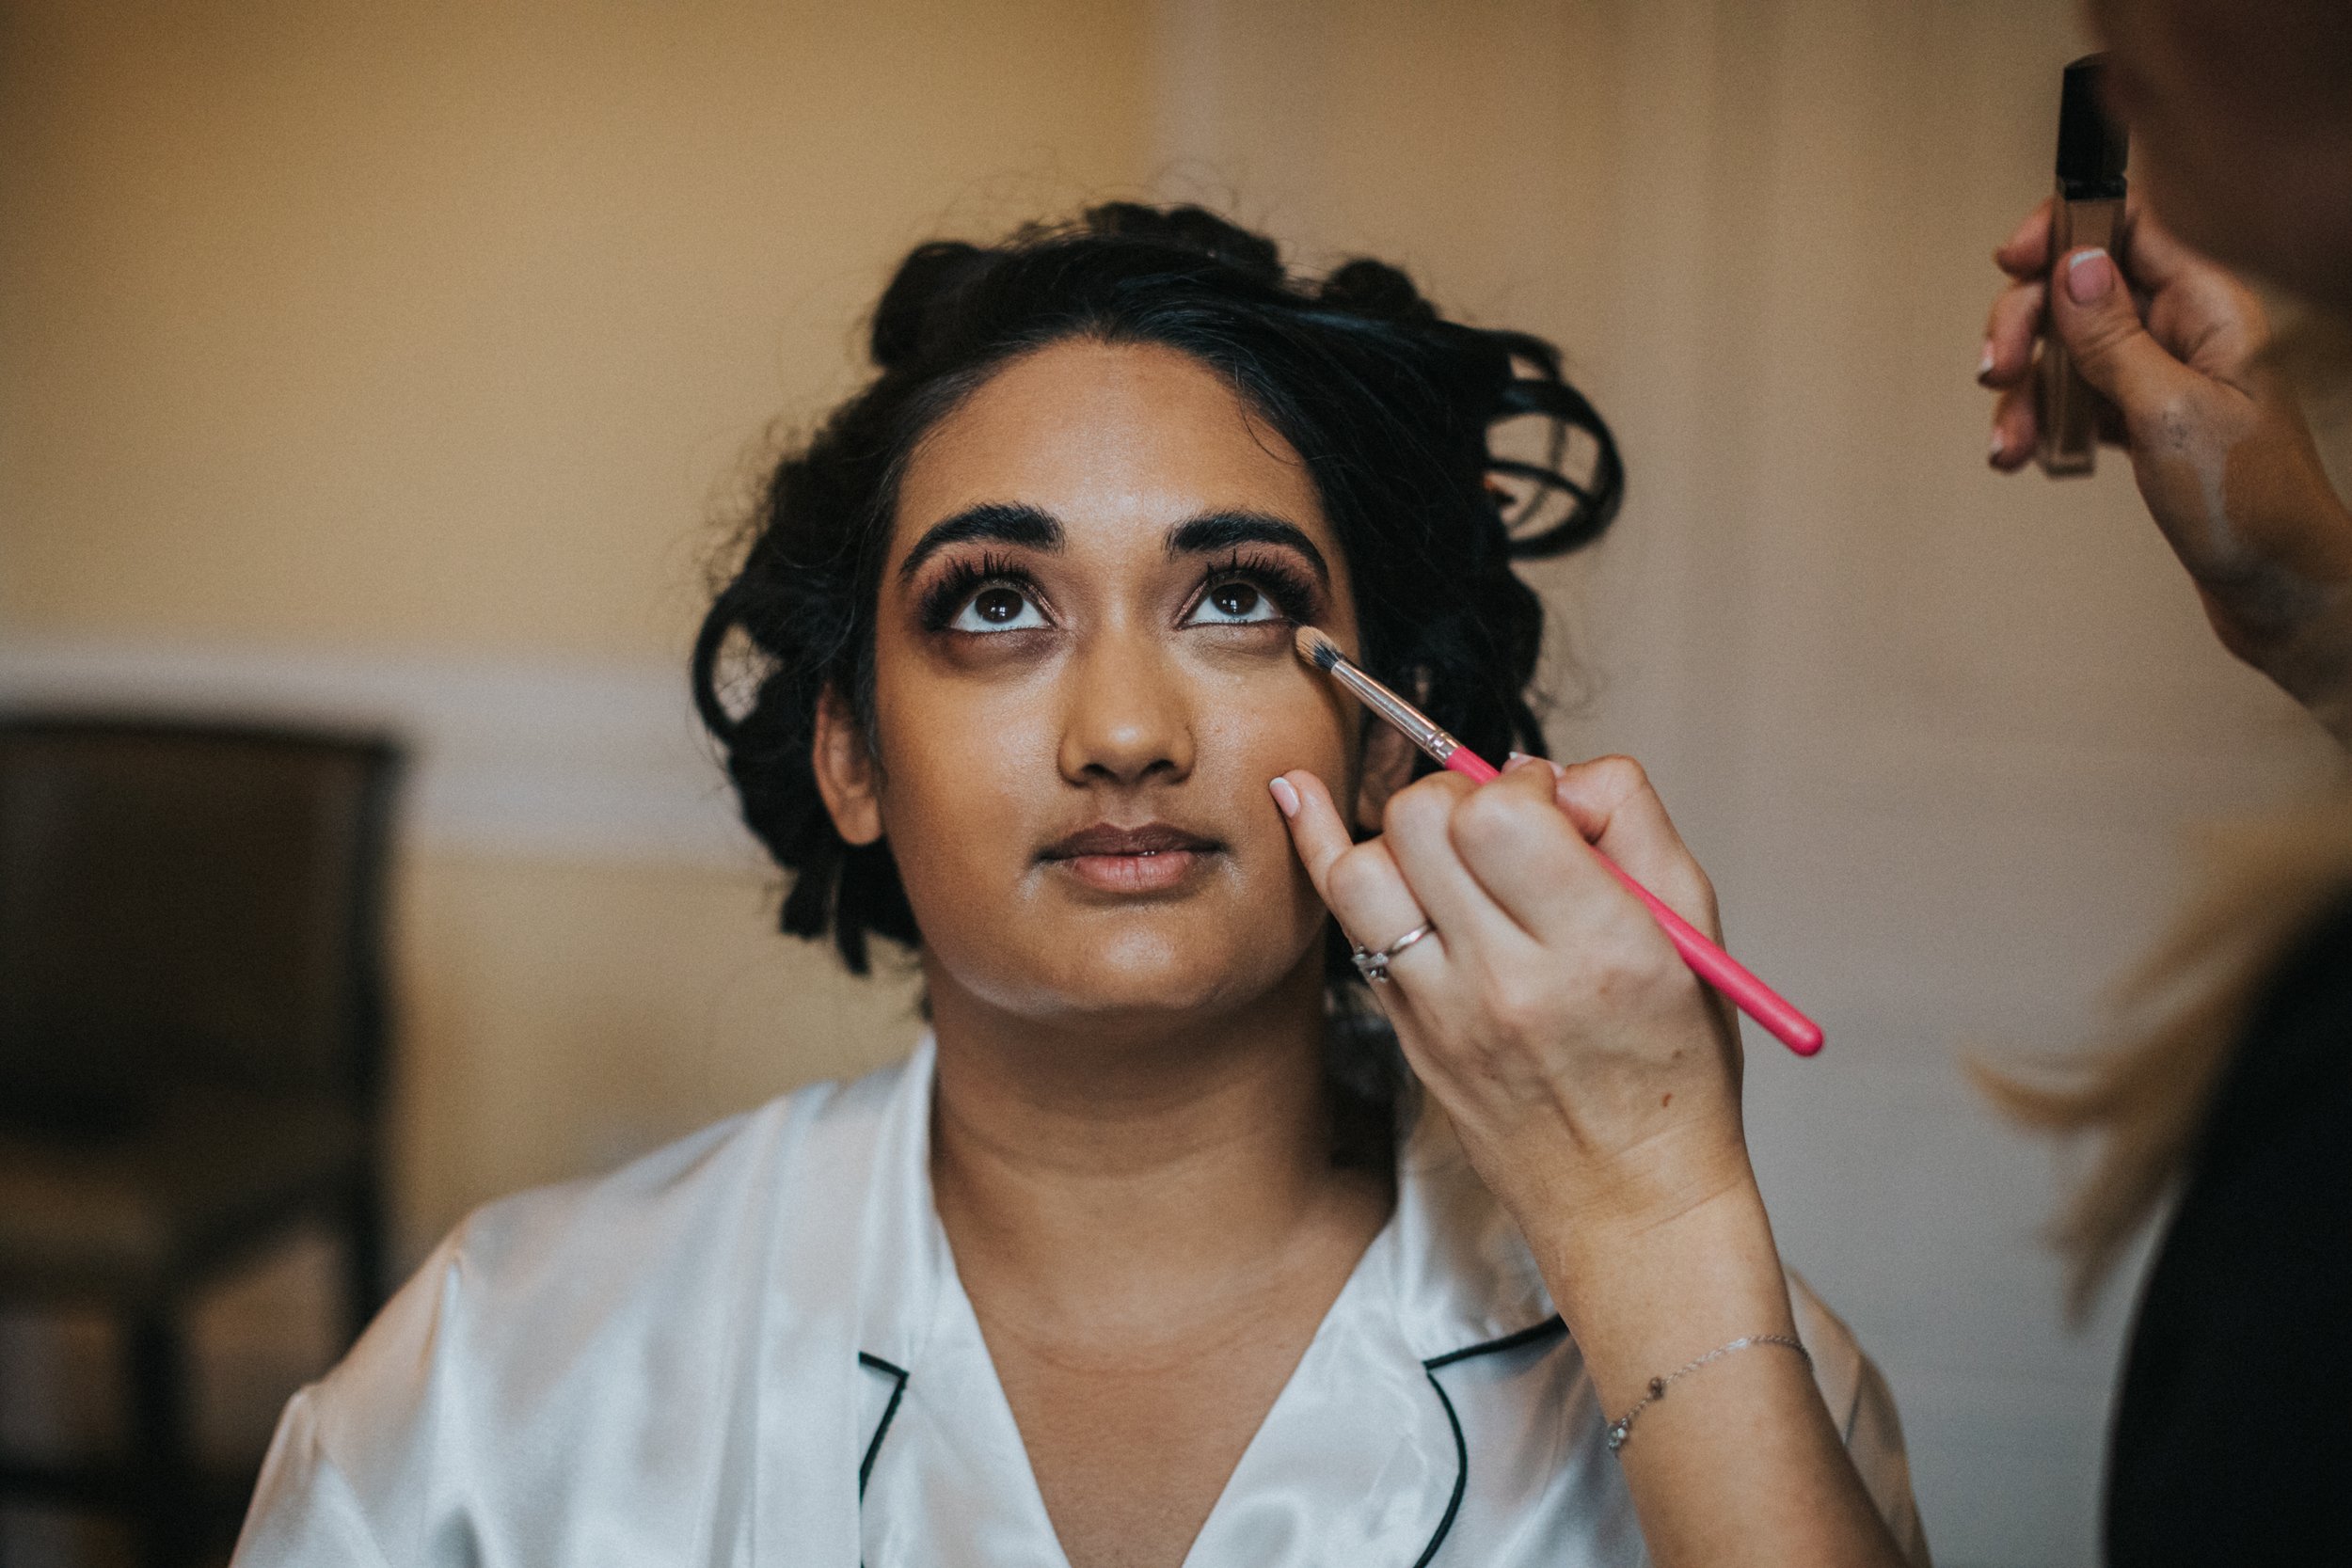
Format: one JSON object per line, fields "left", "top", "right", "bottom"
{"left": 896, "top": 502, "right": 1063, "bottom": 583}
{"left": 1166, "top": 511, "right": 1330, "bottom": 587}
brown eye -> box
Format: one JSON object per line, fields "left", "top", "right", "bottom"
{"left": 1186, "top": 578, "right": 1280, "bottom": 626}
{"left": 947, "top": 581, "right": 1047, "bottom": 634}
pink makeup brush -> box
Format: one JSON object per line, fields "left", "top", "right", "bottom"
{"left": 1295, "top": 626, "right": 1822, "bottom": 1057}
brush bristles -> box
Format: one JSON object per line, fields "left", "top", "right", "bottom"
{"left": 1294, "top": 625, "right": 1344, "bottom": 672}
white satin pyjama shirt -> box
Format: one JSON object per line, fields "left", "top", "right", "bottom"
{"left": 232, "top": 1037, "right": 1929, "bottom": 1566}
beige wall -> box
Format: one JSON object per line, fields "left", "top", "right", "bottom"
{"left": 1, "top": 0, "right": 1149, "bottom": 658}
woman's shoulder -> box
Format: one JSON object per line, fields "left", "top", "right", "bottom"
{"left": 435, "top": 1053, "right": 908, "bottom": 1312}
{"left": 251, "top": 1054, "right": 916, "bottom": 1556}
{"left": 458, "top": 1063, "right": 890, "bottom": 1275}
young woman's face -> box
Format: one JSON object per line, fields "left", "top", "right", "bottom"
{"left": 832, "top": 339, "right": 1371, "bottom": 1028}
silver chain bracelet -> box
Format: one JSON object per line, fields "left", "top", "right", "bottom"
{"left": 1604, "top": 1333, "right": 1810, "bottom": 1453}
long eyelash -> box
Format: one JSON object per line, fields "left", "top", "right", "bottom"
{"left": 917, "top": 552, "right": 1041, "bottom": 632}
{"left": 1199, "top": 549, "right": 1320, "bottom": 622}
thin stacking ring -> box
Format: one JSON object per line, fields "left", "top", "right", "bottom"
{"left": 1351, "top": 920, "right": 1436, "bottom": 984}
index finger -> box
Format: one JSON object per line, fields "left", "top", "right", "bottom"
{"left": 1269, "top": 768, "right": 1357, "bottom": 900}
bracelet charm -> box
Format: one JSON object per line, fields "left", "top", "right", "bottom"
{"left": 1604, "top": 1333, "right": 1811, "bottom": 1453}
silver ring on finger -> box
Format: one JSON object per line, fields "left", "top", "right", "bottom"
{"left": 1351, "top": 920, "right": 1436, "bottom": 984}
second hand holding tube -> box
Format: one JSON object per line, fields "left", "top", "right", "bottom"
{"left": 1295, "top": 626, "right": 1823, "bottom": 1057}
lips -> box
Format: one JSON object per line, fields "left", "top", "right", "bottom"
{"left": 1039, "top": 822, "right": 1224, "bottom": 895}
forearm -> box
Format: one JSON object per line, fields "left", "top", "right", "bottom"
{"left": 2170, "top": 389, "right": 2352, "bottom": 748}
{"left": 1524, "top": 1181, "right": 1907, "bottom": 1568}
{"left": 2201, "top": 562, "right": 2352, "bottom": 750}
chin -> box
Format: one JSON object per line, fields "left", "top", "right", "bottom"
{"left": 1073, "top": 929, "right": 1263, "bottom": 1013}
{"left": 944, "top": 910, "right": 1321, "bottom": 1027}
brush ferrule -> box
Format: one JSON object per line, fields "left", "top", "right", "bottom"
{"left": 1326, "top": 658, "right": 1461, "bottom": 768}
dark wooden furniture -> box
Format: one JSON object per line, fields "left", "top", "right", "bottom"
{"left": 0, "top": 717, "right": 402, "bottom": 1565}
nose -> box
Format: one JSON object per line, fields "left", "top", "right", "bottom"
{"left": 1057, "top": 626, "right": 1195, "bottom": 788}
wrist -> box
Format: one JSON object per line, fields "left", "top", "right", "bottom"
{"left": 2206, "top": 566, "right": 2352, "bottom": 747}
{"left": 1494, "top": 1115, "right": 1757, "bottom": 1259}
{"left": 1518, "top": 1173, "right": 1796, "bottom": 1414}
{"left": 2278, "top": 587, "right": 2352, "bottom": 750}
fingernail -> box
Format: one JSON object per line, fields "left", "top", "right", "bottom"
{"left": 1989, "top": 427, "right": 2007, "bottom": 465}
{"left": 1976, "top": 340, "right": 1994, "bottom": 383}
{"left": 1503, "top": 751, "right": 1544, "bottom": 772}
{"left": 2065, "top": 247, "right": 2114, "bottom": 305}
{"left": 1268, "top": 776, "right": 1300, "bottom": 817}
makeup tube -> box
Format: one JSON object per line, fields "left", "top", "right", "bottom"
{"left": 2036, "top": 53, "right": 2129, "bottom": 478}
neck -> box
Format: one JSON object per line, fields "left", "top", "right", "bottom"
{"left": 926, "top": 956, "right": 1390, "bottom": 1339}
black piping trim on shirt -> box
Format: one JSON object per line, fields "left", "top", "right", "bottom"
{"left": 1411, "top": 1316, "right": 1568, "bottom": 1568}
{"left": 851, "top": 1315, "right": 1568, "bottom": 1564}
{"left": 1422, "top": 1314, "right": 1567, "bottom": 1371}
{"left": 856, "top": 1352, "right": 910, "bottom": 1500}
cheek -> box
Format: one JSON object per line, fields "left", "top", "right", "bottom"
{"left": 1193, "top": 668, "right": 1359, "bottom": 905}
{"left": 1200, "top": 673, "right": 1356, "bottom": 786}
{"left": 870, "top": 676, "right": 1053, "bottom": 863}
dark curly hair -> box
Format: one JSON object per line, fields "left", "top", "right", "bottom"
{"left": 693, "top": 203, "right": 1622, "bottom": 1000}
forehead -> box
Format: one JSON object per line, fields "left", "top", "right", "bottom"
{"left": 891, "top": 339, "right": 1329, "bottom": 556}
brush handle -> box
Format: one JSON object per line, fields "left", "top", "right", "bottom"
{"left": 1443, "top": 748, "right": 1823, "bottom": 1056}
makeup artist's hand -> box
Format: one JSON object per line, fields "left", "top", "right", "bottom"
{"left": 1981, "top": 198, "right": 2352, "bottom": 744}
{"left": 1275, "top": 756, "right": 1906, "bottom": 1568}
{"left": 1272, "top": 754, "right": 1755, "bottom": 1259}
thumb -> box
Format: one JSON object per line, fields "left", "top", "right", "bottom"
{"left": 2048, "top": 246, "right": 2200, "bottom": 419}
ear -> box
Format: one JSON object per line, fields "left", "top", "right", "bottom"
{"left": 1350, "top": 718, "right": 1417, "bottom": 834}
{"left": 811, "top": 686, "right": 884, "bottom": 847}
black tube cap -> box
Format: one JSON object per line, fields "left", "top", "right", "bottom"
{"left": 2057, "top": 53, "right": 2128, "bottom": 200}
